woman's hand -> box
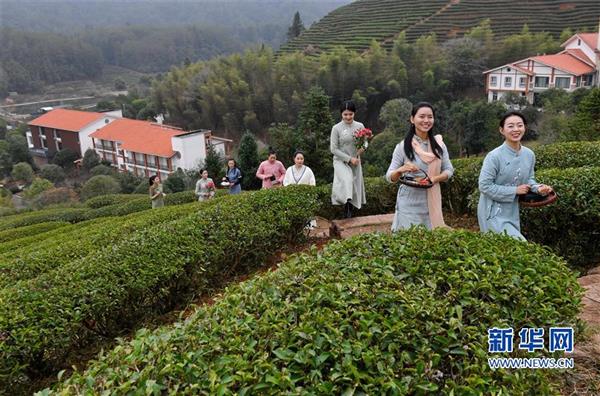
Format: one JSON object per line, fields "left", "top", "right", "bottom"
{"left": 537, "top": 184, "right": 553, "bottom": 195}
{"left": 516, "top": 184, "right": 530, "bottom": 195}
{"left": 350, "top": 157, "right": 361, "bottom": 166}
{"left": 357, "top": 147, "right": 365, "bottom": 156}
{"left": 398, "top": 163, "right": 419, "bottom": 174}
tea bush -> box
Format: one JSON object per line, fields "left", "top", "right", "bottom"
{"left": 0, "top": 221, "right": 69, "bottom": 243}
{"left": 50, "top": 229, "right": 582, "bottom": 395}
{"left": 0, "top": 186, "right": 320, "bottom": 391}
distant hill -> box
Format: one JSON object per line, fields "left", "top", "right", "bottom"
{"left": 280, "top": 0, "right": 600, "bottom": 54}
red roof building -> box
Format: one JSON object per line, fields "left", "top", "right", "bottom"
{"left": 27, "top": 109, "right": 119, "bottom": 166}
{"left": 90, "top": 118, "right": 231, "bottom": 179}
{"left": 484, "top": 30, "right": 599, "bottom": 104}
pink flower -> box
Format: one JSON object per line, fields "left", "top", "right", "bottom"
{"left": 353, "top": 128, "right": 373, "bottom": 151}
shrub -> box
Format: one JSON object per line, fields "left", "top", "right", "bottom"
{"left": 52, "top": 148, "right": 79, "bottom": 169}
{"left": 22, "top": 178, "right": 54, "bottom": 200}
{"left": 0, "top": 186, "right": 320, "bottom": 391}
{"left": 164, "top": 174, "right": 185, "bottom": 193}
{"left": 89, "top": 164, "right": 115, "bottom": 176}
{"left": 36, "top": 187, "right": 78, "bottom": 207}
{"left": 534, "top": 141, "right": 600, "bottom": 169}
{"left": 39, "top": 164, "right": 66, "bottom": 184}
{"left": 80, "top": 175, "right": 121, "bottom": 201}
{"left": 10, "top": 162, "right": 33, "bottom": 183}
{"left": 0, "top": 221, "right": 69, "bottom": 244}
{"left": 521, "top": 167, "right": 600, "bottom": 271}
{"left": 114, "top": 171, "right": 144, "bottom": 194}
{"left": 51, "top": 229, "right": 582, "bottom": 394}
{"left": 82, "top": 149, "right": 101, "bottom": 170}
{"left": 84, "top": 194, "right": 146, "bottom": 209}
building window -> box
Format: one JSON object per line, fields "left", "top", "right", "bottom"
{"left": 583, "top": 74, "right": 593, "bottom": 86}
{"left": 578, "top": 39, "right": 581, "bottom": 45}
{"left": 40, "top": 128, "right": 47, "bottom": 149}
{"left": 135, "top": 152, "right": 144, "bottom": 163}
{"left": 534, "top": 76, "right": 549, "bottom": 88}
{"left": 490, "top": 76, "right": 497, "bottom": 86}
{"left": 504, "top": 76, "right": 512, "bottom": 87}
{"left": 519, "top": 77, "right": 526, "bottom": 88}
{"left": 147, "top": 155, "right": 157, "bottom": 168}
{"left": 55, "top": 140, "right": 63, "bottom": 151}
{"left": 492, "top": 92, "right": 498, "bottom": 101}
{"left": 159, "top": 157, "right": 169, "bottom": 169}
{"left": 506, "top": 67, "right": 511, "bottom": 72}
{"left": 555, "top": 77, "right": 570, "bottom": 89}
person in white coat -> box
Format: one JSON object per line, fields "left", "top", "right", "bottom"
{"left": 283, "top": 150, "right": 316, "bottom": 187}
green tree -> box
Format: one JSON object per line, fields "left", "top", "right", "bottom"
{"left": 238, "top": 131, "right": 261, "bottom": 190}
{"left": 53, "top": 148, "right": 80, "bottom": 169}
{"left": 287, "top": 11, "right": 305, "bottom": 41}
{"left": 6, "top": 131, "right": 32, "bottom": 165}
{"left": 203, "top": 144, "right": 225, "bottom": 181}
{"left": 23, "top": 178, "right": 54, "bottom": 200}
{"left": 164, "top": 174, "right": 186, "bottom": 193}
{"left": 81, "top": 175, "right": 121, "bottom": 201}
{"left": 90, "top": 164, "right": 115, "bottom": 176}
{"left": 82, "top": 148, "right": 101, "bottom": 170}
{"left": 269, "top": 123, "right": 302, "bottom": 165}
{"left": 0, "top": 140, "right": 13, "bottom": 176}
{"left": 296, "top": 86, "right": 334, "bottom": 183}
{"left": 570, "top": 88, "right": 600, "bottom": 141}
{"left": 11, "top": 162, "right": 34, "bottom": 183}
{"left": 115, "top": 171, "right": 144, "bottom": 194}
{"left": 379, "top": 98, "right": 412, "bottom": 136}
{"left": 40, "top": 164, "right": 66, "bottom": 184}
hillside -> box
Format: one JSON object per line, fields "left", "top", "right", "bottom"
{"left": 279, "top": 0, "right": 600, "bottom": 54}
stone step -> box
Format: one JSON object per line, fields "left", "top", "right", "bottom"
{"left": 330, "top": 213, "right": 395, "bottom": 239}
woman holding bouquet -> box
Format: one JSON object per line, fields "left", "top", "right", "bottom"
{"left": 477, "top": 111, "right": 553, "bottom": 240}
{"left": 195, "top": 169, "right": 216, "bottom": 201}
{"left": 149, "top": 175, "right": 165, "bottom": 209}
{"left": 330, "top": 100, "right": 367, "bottom": 218}
{"left": 386, "top": 102, "right": 453, "bottom": 231}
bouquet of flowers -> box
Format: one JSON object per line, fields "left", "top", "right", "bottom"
{"left": 354, "top": 128, "right": 373, "bottom": 151}
{"left": 206, "top": 180, "right": 215, "bottom": 189}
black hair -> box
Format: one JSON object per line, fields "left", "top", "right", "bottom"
{"left": 268, "top": 148, "right": 277, "bottom": 156}
{"left": 403, "top": 102, "right": 444, "bottom": 161}
{"left": 340, "top": 100, "right": 356, "bottom": 114}
{"left": 227, "top": 158, "right": 237, "bottom": 168}
{"left": 200, "top": 168, "right": 207, "bottom": 174}
{"left": 293, "top": 150, "right": 305, "bottom": 158}
{"left": 499, "top": 111, "right": 527, "bottom": 128}
{"left": 149, "top": 175, "right": 158, "bottom": 186}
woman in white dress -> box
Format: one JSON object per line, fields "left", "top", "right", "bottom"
{"left": 283, "top": 150, "right": 316, "bottom": 187}
{"left": 284, "top": 150, "right": 317, "bottom": 228}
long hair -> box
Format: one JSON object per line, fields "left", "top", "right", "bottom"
{"left": 403, "top": 102, "right": 444, "bottom": 161}
{"left": 149, "top": 175, "right": 158, "bottom": 186}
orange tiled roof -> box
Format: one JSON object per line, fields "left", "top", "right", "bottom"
{"left": 90, "top": 118, "right": 197, "bottom": 158}
{"left": 28, "top": 109, "right": 106, "bottom": 132}
{"left": 562, "top": 49, "right": 594, "bottom": 66}
{"left": 531, "top": 52, "right": 595, "bottom": 76}
{"left": 578, "top": 33, "right": 599, "bottom": 52}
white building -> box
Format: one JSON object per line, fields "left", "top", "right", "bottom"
{"left": 27, "top": 108, "right": 122, "bottom": 167}
{"left": 89, "top": 118, "right": 231, "bottom": 180}
{"left": 484, "top": 31, "right": 599, "bottom": 104}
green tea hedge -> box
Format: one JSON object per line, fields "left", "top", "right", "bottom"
{"left": 0, "top": 186, "right": 320, "bottom": 391}
{"left": 521, "top": 167, "right": 600, "bottom": 270}
{"left": 534, "top": 141, "right": 600, "bottom": 169}
{"left": 0, "top": 221, "right": 69, "bottom": 244}
{"left": 84, "top": 194, "right": 146, "bottom": 209}
{"left": 50, "top": 229, "right": 582, "bottom": 395}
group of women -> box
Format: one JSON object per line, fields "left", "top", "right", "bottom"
{"left": 333, "top": 100, "right": 552, "bottom": 240}
{"left": 150, "top": 99, "right": 552, "bottom": 240}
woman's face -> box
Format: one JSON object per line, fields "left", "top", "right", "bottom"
{"left": 410, "top": 106, "right": 434, "bottom": 135}
{"left": 228, "top": 160, "right": 235, "bottom": 169}
{"left": 341, "top": 110, "right": 354, "bottom": 124}
{"left": 294, "top": 153, "right": 304, "bottom": 166}
{"left": 202, "top": 170, "right": 208, "bottom": 179}
{"left": 153, "top": 176, "right": 160, "bottom": 185}
{"left": 268, "top": 154, "right": 277, "bottom": 162}
{"left": 500, "top": 115, "right": 526, "bottom": 144}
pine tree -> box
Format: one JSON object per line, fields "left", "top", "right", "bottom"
{"left": 238, "top": 131, "right": 261, "bottom": 190}
{"left": 296, "top": 86, "right": 334, "bottom": 183}
{"left": 203, "top": 144, "right": 224, "bottom": 182}
{"left": 287, "top": 11, "right": 305, "bottom": 41}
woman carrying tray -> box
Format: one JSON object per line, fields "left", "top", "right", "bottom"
{"left": 477, "top": 111, "right": 553, "bottom": 241}
{"left": 385, "top": 102, "right": 453, "bottom": 231}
